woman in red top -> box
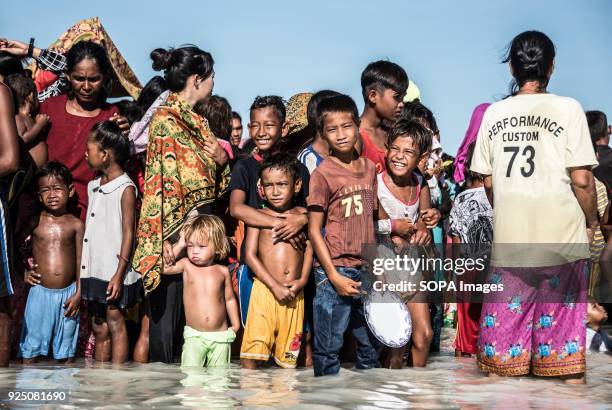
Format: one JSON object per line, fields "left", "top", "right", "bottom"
{"left": 39, "top": 41, "right": 129, "bottom": 220}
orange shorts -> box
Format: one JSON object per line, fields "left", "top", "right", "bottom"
{"left": 240, "top": 279, "right": 304, "bottom": 368}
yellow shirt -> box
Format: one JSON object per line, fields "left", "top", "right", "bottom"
{"left": 471, "top": 93, "right": 598, "bottom": 267}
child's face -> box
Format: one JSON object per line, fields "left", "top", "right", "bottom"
{"left": 322, "top": 111, "right": 359, "bottom": 155}
{"left": 85, "top": 134, "right": 106, "bottom": 170}
{"left": 386, "top": 136, "right": 423, "bottom": 178}
{"left": 37, "top": 175, "right": 72, "bottom": 213}
{"left": 371, "top": 88, "right": 405, "bottom": 122}
{"left": 230, "top": 117, "right": 243, "bottom": 147}
{"left": 588, "top": 302, "right": 608, "bottom": 326}
{"left": 186, "top": 235, "right": 216, "bottom": 267}
{"left": 260, "top": 167, "right": 301, "bottom": 212}
{"left": 248, "top": 107, "right": 287, "bottom": 152}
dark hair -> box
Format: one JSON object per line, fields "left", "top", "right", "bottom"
{"left": 136, "top": 75, "right": 168, "bottom": 111}
{"left": 503, "top": 31, "right": 556, "bottom": 94}
{"left": 464, "top": 142, "right": 482, "bottom": 182}
{"left": 194, "top": 95, "right": 232, "bottom": 139}
{"left": 307, "top": 90, "right": 341, "bottom": 130}
{"left": 35, "top": 161, "right": 73, "bottom": 187}
{"left": 388, "top": 119, "right": 432, "bottom": 156}
{"left": 250, "top": 95, "right": 286, "bottom": 124}
{"left": 231, "top": 111, "right": 242, "bottom": 122}
{"left": 91, "top": 121, "right": 131, "bottom": 168}
{"left": 586, "top": 110, "right": 608, "bottom": 145}
{"left": 259, "top": 153, "right": 301, "bottom": 184}
{"left": 315, "top": 94, "right": 360, "bottom": 133}
{"left": 65, "top": 41, "right": 113, "bottom": 99}
{"left": 399, "top": 102, "right": 439, "bottom": 135}
{"left": 361, "top": 60, "right": 408, "bottom": 103}
{"left": 114, "top": 99, "right": 144, "bottom": 126}
{"left": 151, "top": 46, "right": 214, "bottom": 92}
{"left": 0, "top": 51, "right": 24, "bottom": 77}
{"left": 5, "top": 73, "right": 36, "bottom": 109}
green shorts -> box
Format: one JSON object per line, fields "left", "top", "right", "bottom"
{"left": 181, "top": 326, "right": 236, "bottom": 368}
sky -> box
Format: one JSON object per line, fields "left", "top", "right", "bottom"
{"left": 2, "top": 1, "right": 611, "bottom": 154}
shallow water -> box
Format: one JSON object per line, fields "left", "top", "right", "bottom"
{"left": 1, "top": 330, "right": 611, "bottom": 409}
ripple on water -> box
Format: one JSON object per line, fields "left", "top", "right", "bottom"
{"left": 0, "top": 330, "right": 611, "bottom": 409}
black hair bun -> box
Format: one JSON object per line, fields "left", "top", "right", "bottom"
{"left": 515, "top": 47, "right": 543, "bottom": 73}
{"left": 151, "top": 48, "right": 172, "bottom": 71}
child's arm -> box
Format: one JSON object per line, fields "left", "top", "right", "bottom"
{"left": 223, "top": 266, "right": 241, "bottom": 333}
{"left": 230, "top": 189, "right": 307, "bottom": 243}
{"left": 107, "top": 186, "right": 136, "bottom": 301}
{"left": 244, "top": 225, "right": 295, "bottom": 303}
{"left": 411, "top": 184, "right": 433, "bottom": 245}
{"left": 19, "top": 114, "right": 50, "bottom": 145}
{"left": 308, "top": 209, "right": 361, "bottom": 297}
{"left": 64, "top": 218, "right": 84, "bottom": 317}
{"left": 286, "top": 239, "right": 313, "bottom": 295}
{"left": 162, "top": 258, "right": 186, "bottom": 275}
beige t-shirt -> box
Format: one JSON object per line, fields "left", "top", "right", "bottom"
{"left": 471, "top": 93, "right": 598, "bottom": 267}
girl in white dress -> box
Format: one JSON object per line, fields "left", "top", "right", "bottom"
{"left": 81, "top": 121, "right": 141, "bottom": 363}
{"left": 377, "top": 119, "right": 440, "bottom": 369}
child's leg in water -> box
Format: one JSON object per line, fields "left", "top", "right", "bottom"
{"left": 92, "top": 317, "right": 111, "bottom": 362}
{"left": 407, "top": 303, "right": 433, "bottom": 367}
{"left": 106, "top": 305, "right": 128, "bottom": 364}
{"left": 133, "top": 300, "right": 150, "bottom": 363}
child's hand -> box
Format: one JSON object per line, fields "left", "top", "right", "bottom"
{"left": 106, "top": 274, "right": 123, "bottom": 301}
{"left": 162, "top": 240, "right": 176, "bottom": 266}
{"left": 393, "top": 218, "right": 416, "bottom": 239}
{"left": 110, "top": 113, "right": 130, "bottom": 136}
{"left": 272, "top": 283, "right": 295, "bottom": 304}
{"left": 328, "top": 271, "right": 362, "bottom": 297}
{"left": 410, "top": 226, "right": 432, "bottom": 245}
{"left": 24, "top": 263, "right": 40, "bottom": 286}
{"left": 63, "top": 292, "right": 81, "bottom": 317}
{"left": 421, "top": 208, "right": 441, "bottom": 229}
{"left": 273, "top": 213, "right": 307, "bottom": 242}
{"left": 202, "top": 136, "right": 229, "bottom": 167}
{"left": 284, "top": 279, "right": 305, "bottom": 295}
{"left": 35, "top": 113, "right": 50, "bottom": 127}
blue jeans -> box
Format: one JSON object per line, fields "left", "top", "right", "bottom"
{"left": 313, "top": 266, "right": 379, "bottom": 376}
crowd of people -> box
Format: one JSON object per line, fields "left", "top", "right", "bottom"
{"left": 0, "top": 27, "right": 610, "bottom": 384}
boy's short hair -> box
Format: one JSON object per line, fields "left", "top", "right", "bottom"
{"left": 35, "top": 161, "right": 73, "bottom": 187}
{"left": 250, "top": 95, "right": 286, "bottom": 125}
{"left": 259, "top": 153, "right": 301, "bottom": 183}
{"left": 181, "top": 214, "right": 230, "bottom": 261}
{"left": 361, "top": 60, "right": 408, "bottom": 103}
{"left": 231, "top": 111, "right": 242, "bottom": 122}
{"left": 194, "top": 95, "right": 233, "bottom": 139}
{"left": 586, "top": 110, "right": 608, "bottom": 143}
{"left": 5, "top": 73, "right": 36, "bottom": 109}
{"left": 307, "top": 90, "right": 341, "bottom": 130}
{"left": 399, "top": 102, "right": 439, "bottom": 135}
{"left": 388, "top": 119, "right": 433, "bottom": 157}
{"left": 315, "top": 94, "right": 360, "bottom": 133}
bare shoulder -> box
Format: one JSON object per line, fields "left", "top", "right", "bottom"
{"left": 67, "top": 214, "right": 84, "bottom": 230}
{"left": 210, "top": 264, "right": 230, "bottom": 278}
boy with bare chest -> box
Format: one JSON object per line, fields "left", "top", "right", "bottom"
{"left": 19, "top": 162, "right": 83, "bottom": 363}
{"left": 163, "top": 215, "right": 240, "bottom": 367}
{"left": 241, "top": 154, "right": 313, "bottom": 369}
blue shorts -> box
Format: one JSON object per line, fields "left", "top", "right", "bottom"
{"left": 20, "top": 282, "right": 79, "bottom": 360}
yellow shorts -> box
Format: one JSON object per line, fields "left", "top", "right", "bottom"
{"left": 240, "top": 279, "right": 304, "bottom": 368}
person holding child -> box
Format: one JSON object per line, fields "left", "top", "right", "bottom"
{"left": 241, "top": 154, "right": 313, "bottom": 369}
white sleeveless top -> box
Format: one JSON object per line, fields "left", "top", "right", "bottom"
{"left": 80, "top": 173, "right": 140, "bottom": 285}
{"left": 377, "top": 171, "right": 423, "bottom": 223}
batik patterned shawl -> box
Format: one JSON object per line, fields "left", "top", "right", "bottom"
{"left": 133, "top": 92, "right": 230, "bottom": 293}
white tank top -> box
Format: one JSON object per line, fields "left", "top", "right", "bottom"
{"left": 377, "top": 171, "right": 423, "bottom": 222}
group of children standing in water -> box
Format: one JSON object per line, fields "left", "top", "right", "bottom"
{"left": 0, "top": 28, "right": 609, "bottom": 384}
